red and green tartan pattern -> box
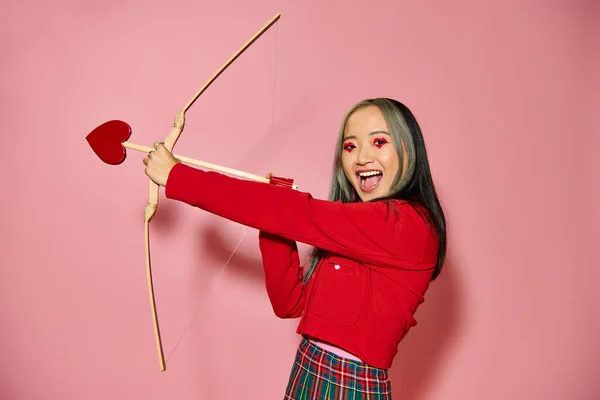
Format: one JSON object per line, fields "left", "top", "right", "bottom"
{"left": 284, "top": 338, "right": 392, "bottom": 399}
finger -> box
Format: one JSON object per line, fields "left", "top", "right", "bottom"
{"left": 157, "top": 144, "right": 172, "bottom": 157}
{"left": 153, "top": 141, "right": 165, "bottom": 150}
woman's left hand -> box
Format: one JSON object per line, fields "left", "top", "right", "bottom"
{"left": 143, "top": 142, "right": 181, "bottom": 187}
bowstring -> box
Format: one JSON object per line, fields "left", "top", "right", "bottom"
{"left": 166, "top": 20, "right": 280, "bottom": 364}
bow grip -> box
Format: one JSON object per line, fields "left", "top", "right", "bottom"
{"left": 144, "top": 110, "right": 186, "bottom": 222}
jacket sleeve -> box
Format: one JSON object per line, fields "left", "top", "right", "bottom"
{"left": 258, "top": 231, "right": 304, "bottom": 318}
{"left": 165, "top": 163, "right": 437, "bottom": 269}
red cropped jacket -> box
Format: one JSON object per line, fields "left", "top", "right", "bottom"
{"left": 165, "top": 163, "right": 439, "bottom": 369}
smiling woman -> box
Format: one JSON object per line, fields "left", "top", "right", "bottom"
{"left": 303, "top": 98, "right": 446, "bottom": 282}
{"left": 332, "top": 99, "right": 417, "bottom": 203}
{"left": 144, "top": 97, "right": 447, "bottom": 399}
{"left": 341, "top": 105, "right": 402, "bottom": 201}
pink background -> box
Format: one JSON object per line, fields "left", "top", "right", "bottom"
{"left": 1, "top": 0, "right": 598, "bottom": 399}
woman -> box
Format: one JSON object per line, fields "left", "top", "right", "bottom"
{"left": 144, "top": 98, "right": 446, "bottom": 399}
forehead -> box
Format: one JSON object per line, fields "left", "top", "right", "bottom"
{"left": 344, "top": 106, "right": 389, "bottom": 137}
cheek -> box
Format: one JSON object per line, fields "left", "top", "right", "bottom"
{"left": 381, "top": 148, "right": 400, "bottom": 175}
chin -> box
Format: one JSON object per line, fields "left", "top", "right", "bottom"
{"left": 355, "top": 189, "right": 380, "bottom": 202}
{"left": 361, "top": 194, "right": 378, "bottom": 202}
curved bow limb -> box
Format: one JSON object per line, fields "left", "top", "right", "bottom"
{"left": 144, "top": 111, "right": 185, "bottom": 372}
{"left": 144, "top": 14, "right": 281, "bottom": 372}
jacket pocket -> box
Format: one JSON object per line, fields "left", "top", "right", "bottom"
{"left": 307, "top": 256, "right": 367, "bottom": 325}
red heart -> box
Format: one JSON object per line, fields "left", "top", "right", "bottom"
{"left": 86, "top": 120, "right": 132, "bottom": 165}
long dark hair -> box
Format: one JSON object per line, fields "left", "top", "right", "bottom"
{"left": 303, "top": 98, "right": 447, "bottom": 282}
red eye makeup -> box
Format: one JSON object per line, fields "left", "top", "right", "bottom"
{"left": 343, "top": 142, "right": 356, "bottom": 152}
{"left": 374, "top": 138, "right": 388, "bottom": 148}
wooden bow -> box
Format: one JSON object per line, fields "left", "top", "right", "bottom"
{"left": 144, "top": 14, "right": 281, "bottom": 371}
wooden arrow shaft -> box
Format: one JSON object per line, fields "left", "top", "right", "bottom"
{"left": 125, "top": 141, "right": 291, "bottom": 186}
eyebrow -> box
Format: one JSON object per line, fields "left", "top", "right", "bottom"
{"left": 343, "top": 130, "right": 391, "bottom": 141}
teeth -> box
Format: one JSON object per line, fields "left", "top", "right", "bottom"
{"left": 358, "top": 171, "right": 382, "bottom": 177}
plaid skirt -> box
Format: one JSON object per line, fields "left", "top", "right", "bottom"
{"left": 284, "top": 338, "right": 392, "bottom": 399}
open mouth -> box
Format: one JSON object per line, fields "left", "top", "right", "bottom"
{"left": 357, "top": 170, "right": 383, "bottom": 193}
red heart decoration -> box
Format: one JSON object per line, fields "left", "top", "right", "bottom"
{"left": 86, "top": 120, "right": 132, "bottom": 165}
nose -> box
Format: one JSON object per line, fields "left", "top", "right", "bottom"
{"left": 356, "top": 145, "right": 375, "bottom": 165}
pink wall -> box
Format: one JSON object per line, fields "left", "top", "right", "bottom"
{"left": 1, "top": 0, "right": 598, "bottom": 399}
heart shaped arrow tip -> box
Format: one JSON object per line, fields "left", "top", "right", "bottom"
{"left": 86, "top": 120, "right": 132, "bottom": 165}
